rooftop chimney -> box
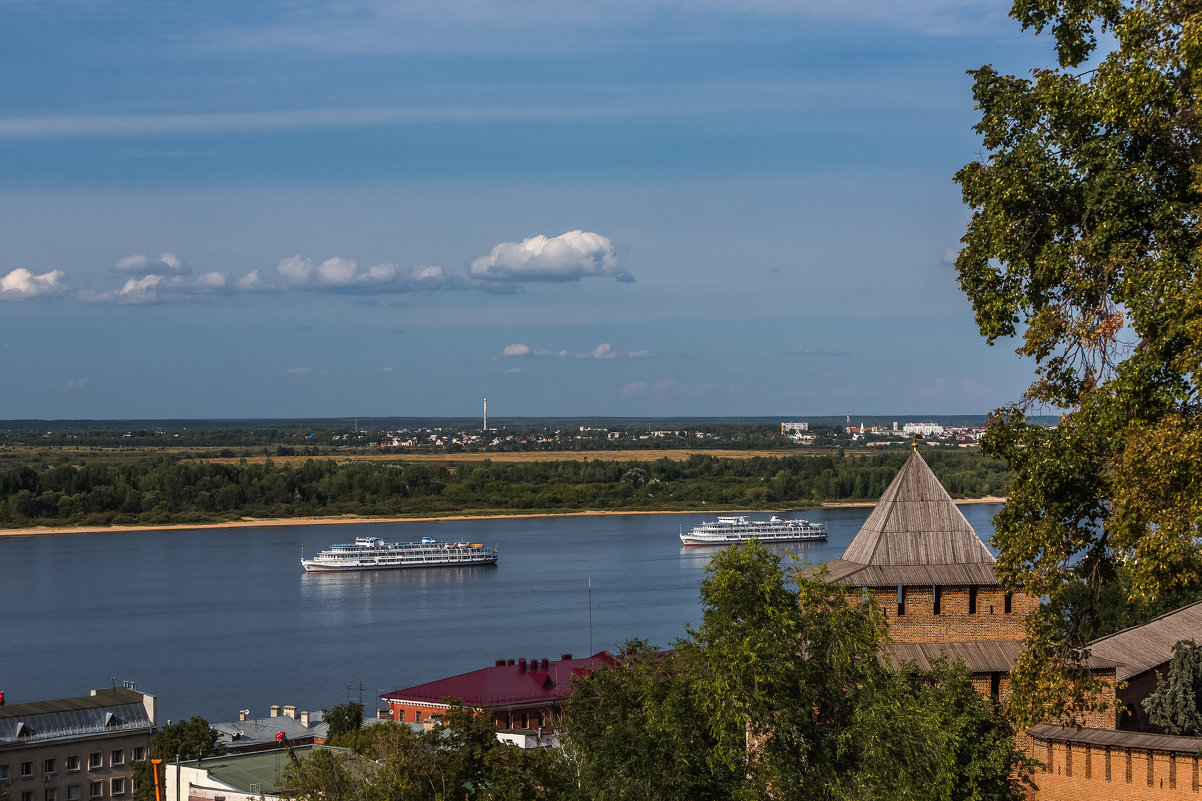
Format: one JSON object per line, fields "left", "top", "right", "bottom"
{"left": 518, "top": 658, "right": 527, "bottom": 671}
{"left": 300, "top": 711, "right": 310, "bottom": 727}
{"left": 270, "top": 705, "right": 281, "bottom": 717}
{"left": 495, "top": 660, "right": 506, "bottom": 667}
{"left": 507, "top": 659, "right": 515, "bottom": 666}
{"left": 283, "top": 705, "right": 297, "bottom": 719}
{"left": 541, "top": 659, "right": 549, "bottom": 671}
{"left": 239, "top": 709, "right": 250, "bottom": 722}
{"left": 560, "top": 654, "right": 573, "bottom": 661}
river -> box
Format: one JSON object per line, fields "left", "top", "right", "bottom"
{"left": 0, "top": 504, "right": 1001, "bottom": 724}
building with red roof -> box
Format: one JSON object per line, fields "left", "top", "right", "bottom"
{"left": 379, "top": 652, "right": 614, "bottom": 735}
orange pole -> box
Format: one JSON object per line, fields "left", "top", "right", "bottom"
{"left": 151, "top": 759, "right": 163, "bottom": 801}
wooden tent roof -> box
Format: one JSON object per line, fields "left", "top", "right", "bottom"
{"left": 1087, "top": 600, "right": 1202, "bottom": 681}
{"left": 819, "top": 450, "right": 998, "bottom": 587}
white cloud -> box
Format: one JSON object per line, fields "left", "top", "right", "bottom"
{"left": 65, "top": 377, "right": 89, "bottom": 390}
{"left": 277, "top": 255, "right": 314, "bottom": 285}
{"left": 505, "top": 367, "right": 522, "bottom": 374}
{"left": 502, "top": 344, "right": 532, "bottom": 357}
{"left": 113, "top": 252, "right": 190, "bottom": 276}
{"left": 590, "top": 343, "right": 616, "bottom": 359}
{"left": 628, "top": 349, "right": 650, "bottom": 358}
{"left": 276, "top": 255, "right": 464, "bottom": 293}
{"left": 470, "top": 230, "right": 630, "bottom": 283}
{"left": 285, "top": 367, "right": 313, "bottom": 375}
{"left": 316, "top": 257, "right": 359, "bottom": 285}
{"left": 114, "top": 275, "right": 163, "bottom": 304}
{"left": 198, "top": 271, "right": 227, "bottom": 290}
{"left": 236, "top": 270, "right": 265, "bottom": 291}
{"left": 0, "top": 268, "right": 67, "bottom": 300}
{"left": 941, "top": 249, "right": 960, "bottom": 265}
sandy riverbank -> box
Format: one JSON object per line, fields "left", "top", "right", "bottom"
{"left": 0, "top": 497, "right": 1007, "bottom": 538}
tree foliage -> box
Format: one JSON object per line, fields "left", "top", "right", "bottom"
{"left": 566, "top": 543, "right": 1025, "bottom": 801}
{"left": 0, "top": 450, "right": 1007, "bottom": 528}
{"left": 956, "top": 0, "right": 1202, "bottom": 723}
{"left": 280, "top": 708, "right": 567, "bottom": 801}
{"left": 133, "top": 717, "right": 223, "bottom": 801}
{"left": 1143, "top": 639, "right": 1202, "bottom": 735}
{"left": 321, "top": 702, "right": 364, "bottom": 743}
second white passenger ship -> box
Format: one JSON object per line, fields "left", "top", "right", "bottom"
{"left": 679, "top": 515, "right": 827, "bottom": 546}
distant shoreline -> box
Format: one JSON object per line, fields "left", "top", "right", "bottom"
{"left": 0, "top": 497, "right": 1006, "bottom": 538}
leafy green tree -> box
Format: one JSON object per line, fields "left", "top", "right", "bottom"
{"left": 567, "top": 543, "right": 1024, "bottom": 801}
{"left": 955, "top": 0, "right": 1202, "bottom": 724}
{"left": 133, "top": 717, "right": 222, "bottom": 801}
{"left": 564, "top": 641, "right": 730, "bottom": 801}
{"left": 1143, "top": 640, "right": 1202, "bottom": 735}
{"left": 321, "top": 702, "right": 364, "bottom": 743}
{"left": 278, "top": 747, "right": 378, "bottom": 801}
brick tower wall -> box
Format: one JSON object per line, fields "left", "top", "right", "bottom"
{"left": 867, "top": 584, "right": 1039, "bottom": 643}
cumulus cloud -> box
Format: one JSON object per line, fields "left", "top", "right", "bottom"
{"left": 113, "top": 252, "right": 190, "bottom": 276}
{"left": 197, "top": 272, "right": 228, "bottom": 290}
{"left": 941, "top": 248, "right": 960, "bottom": 265}
{"left": 470, "top": 230, "right": 630, "bottom": 283}
{"left": 83, "top": 274, "right": 165, "bottom": 304}
{"left": 275, "top": 255, "right": 464, "bottom": 293}
{"left": 589, "top": 343, "right": 616, "bottom": 359}
{"left": 0, "top": 268, "right": 67, "bottom": 300}
{"left": 235, "top": 270, "right": 266, "bottom": 291}
{"left": 501, "top": 343, "right": 571, "bottom": 358}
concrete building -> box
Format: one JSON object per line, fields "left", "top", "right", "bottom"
{"left": 0, "top": 687, "right": 156, "bottom": 801}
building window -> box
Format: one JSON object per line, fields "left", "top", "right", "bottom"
{"left": 43, "top": 760, "right": 56, "bottom": 777}
{"left": 65, "top": 757, "right": 79, "bottom": 773}
{"left": 46, "top": 790, "right": 57, "bottom": 801}
{"left": 21, "top": 763, "right": 33, "bottom": 779}
{"left": 0, "top": 764, "right": 9, "bottom": 782}
{"left": 896, "top": 586, "right": 906, "bottom": 617}
{"left": 990, "top": 672, "right": 1001, "bottom": 700}
{"left": 1004, "top": 592, "right": 1012, "bottom": 614}
{"left": 89, "top": 782, "right": 103, "bottom": 799}
{"left": 88, "top": 755, "right": 102, "bottom": 771}
{"left": 131, "top": 749, "right": 145, "bottom": 764}
{"left": 110, "top": 752, "right": 123, "bottom": 768}
{"left": 968, "top": 585, "right": 978, "bottom": 614}
{"left": 21, "top": 792, "right": 33, "bottom": 801}
{"left": 414, "top": 711, "right": 421, "bottom": 723}
{"left": 110, "top": 780, "right": 124, "bottom": 797}
{"left": 67, "top": 788, "right": 79, "bottom": 801}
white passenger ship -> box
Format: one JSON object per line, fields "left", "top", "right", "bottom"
{"left": 679, "top": 515, "right": 827, "bottom": 546}
{"left": 301, "top": 536, "right": 499, "bottom": 572}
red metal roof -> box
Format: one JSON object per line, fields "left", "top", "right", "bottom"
{"left": 380, "top": 652, "right": 615, "bottom": 709}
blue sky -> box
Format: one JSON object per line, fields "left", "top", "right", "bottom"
{"left": 0, "top": 0, "right": 1051, "bottom": 419}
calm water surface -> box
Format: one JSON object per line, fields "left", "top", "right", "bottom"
{"left": 0, "top": 505, "right": 1001, "bottom": 723}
